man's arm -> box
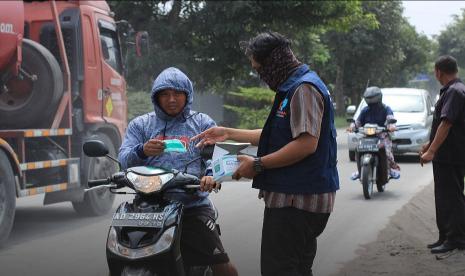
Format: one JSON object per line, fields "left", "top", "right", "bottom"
{"left": 226, "top": 128, "right": 262, "bottom": 146}
{"left": 420, "top": 119, "right": 452, "bottom": 166}
{"left": 118, "top": 117, "right": 149, "bottom": 169}
{"left": 192, "top": 127, "right": 262, "bottom": 147}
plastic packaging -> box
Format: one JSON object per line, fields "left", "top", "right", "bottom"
{"left": 163, "top": 139, "right": 187, "bottom": 153}
{"left": 212, "top": 155, "right": 240, "bottom": 182}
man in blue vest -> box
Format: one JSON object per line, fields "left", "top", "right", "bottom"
{"left": 193, "top": 32, "right": 339, "bottom": 276}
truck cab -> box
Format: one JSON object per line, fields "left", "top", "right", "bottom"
{"left": 0, "top": 0, "right": 144, "bottom": 246}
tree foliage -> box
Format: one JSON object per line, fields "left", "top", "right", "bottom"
{"left": 437, "top": 10, "right": 465, "bottom": 70}
{"left": 223, "top": 86, "right": 274, "bottom": 128}
{"left": 110, "top": 1, "right": 434, "bottom": 123}
{"left": 323, "top": 1, "right": 433, "bottom": 115}
{"left": 109, "top": 0, "right": 372, "bottom": 91}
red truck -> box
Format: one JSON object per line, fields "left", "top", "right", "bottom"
{"left": 0, "top": 0, "right": 145, "bottom": 245}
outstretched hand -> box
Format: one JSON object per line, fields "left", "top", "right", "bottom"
{"left": 191, "top": 127, "right": 229, "bottom": 148}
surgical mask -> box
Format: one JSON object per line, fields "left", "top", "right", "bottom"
{"left": 163, "top": 139, "right": 187, "bottom": 153}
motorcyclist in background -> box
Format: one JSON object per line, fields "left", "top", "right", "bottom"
{"left": 348, "top": 86, "right": 401, "bottom": 180}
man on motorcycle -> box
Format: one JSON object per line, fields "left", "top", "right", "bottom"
{"left": 349, "top": 86, "right": 400, "bottom": 180}
{"left": 118, "top": 67, "right": 238, "bottom": 276}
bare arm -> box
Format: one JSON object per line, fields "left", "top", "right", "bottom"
{"left": 428, "top": 120, "right": 452, "bottom": 153}
{"left": 192, "top": 127, "right": 262, "bottom": 147}
{"left": 261, "top": 133, "right": 317, "bottom": 169}
{"left": 226, "top": 128, "right": 262, "bottom": 146}
{"left": 420, "top": 119, "right": 452, "bottom": 166}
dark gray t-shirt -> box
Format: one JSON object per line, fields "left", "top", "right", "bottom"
{"left": 431, "top": 79, "right": 465, "bottom": 165}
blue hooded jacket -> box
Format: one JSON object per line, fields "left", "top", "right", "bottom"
{"left": 118, "top": 67, "right": 216, "bottom": 209}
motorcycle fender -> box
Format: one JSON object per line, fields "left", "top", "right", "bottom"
{"left": 361, "top": 154, "right": 373, "bottom": 166}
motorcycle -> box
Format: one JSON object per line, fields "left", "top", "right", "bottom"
{"left": 82, "top": 139, "right": 216, "bottom": 276}
{"left": 348, "top": 118, "right": 397, "bottom": 199}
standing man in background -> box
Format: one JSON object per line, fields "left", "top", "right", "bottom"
{"left": 420, "top": 55, "right": 465, "bottom": 254}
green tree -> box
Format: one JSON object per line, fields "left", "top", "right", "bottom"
{"left": 323, "top": 1, "right": 433, "bottom": 115}
{"left": 109, "top": 1, "right": 370, "bottom": 92}
{"left": 437, "top": 10, "right": 465, "bottom": 69}
{"left": 223, "top": 86, "right": 274, "bottom": 128}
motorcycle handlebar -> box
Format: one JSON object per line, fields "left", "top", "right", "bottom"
{"left": 88, "top": 178, "right": 111, "bottom": 188}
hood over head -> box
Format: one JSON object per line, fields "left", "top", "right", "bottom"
{"left": 151, "top": 67, "right": 194, "bottom": 121}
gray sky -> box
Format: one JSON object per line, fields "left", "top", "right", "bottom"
{"left": 402, "top": 1, "right": 465, "bottom": 37}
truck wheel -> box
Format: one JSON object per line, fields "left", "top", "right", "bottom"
{"left": 0, "top": 39, "right": 63, "bottom": 129}
{"left": 72, "top": 133, "right": 117, "bottom": 216}
{"left": 0, "top": 150, "right": 16, "bottom": 247}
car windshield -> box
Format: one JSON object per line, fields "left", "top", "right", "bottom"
{"left": 383, "top": 94, "right": 424, "bottom": 112}
{"left": 359, "top": 94, "right": 425, "bottom": 113}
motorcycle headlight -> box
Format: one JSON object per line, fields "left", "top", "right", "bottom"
{"left": 126, "top": 172, "right": 174, "bottom": 194}
{"left": 107, "top": 226, "right": 175, "bottom": 259}
{"left": 364, "top": 127, "right": 377, "bottom": 136}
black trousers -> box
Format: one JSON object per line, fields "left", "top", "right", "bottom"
{"left": 261, "top": 207, "right": 330, "bottom": 276}
{"left": 433, "top": 162, "right": 465, "bottom": 246}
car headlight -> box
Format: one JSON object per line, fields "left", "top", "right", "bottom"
{"left": 107, "top": 226, "right": 175, "bottom": 259}
{"left": 411, "top": 123, "right": 426, "bottom": 130}
{"left": 126, "top": 172, "right": 174, "bottom": 194}
{"left": 364, "top": 127, "right": 377, "bottom": 136}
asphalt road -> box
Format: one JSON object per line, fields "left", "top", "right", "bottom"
{"left": 0, "top": 130, "right": 433, "bottom": 276}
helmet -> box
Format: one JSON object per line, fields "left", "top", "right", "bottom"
{"left": 363, "top": 86, "right": 382, "bottom": 105}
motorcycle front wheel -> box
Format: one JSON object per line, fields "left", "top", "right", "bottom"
{"left": 361, "top": 165, "right": 373, "bottom": 199}
{"left": 121, "top": 266, "right": 154, "bottom": 276}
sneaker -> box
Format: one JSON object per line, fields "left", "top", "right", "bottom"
{"left": 389, "top": 169, "right": 400, "bottom": 179}
{"left": 350, "top": 171, "right": 360, "bottom": 180}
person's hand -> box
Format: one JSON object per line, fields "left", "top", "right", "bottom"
{"left": 232, "top": 155, "right": 256, "bottom": 180}
{"left": 191, "top": 127, "right": 229, "bottom": 148}
{"left": 419, "top": 142, "right": 430, "bottom": 156}
{"left": 143, "top": 139, "right": 165, "bottom": 156}
{"left": 200, "top": 176, "right": 221, "bottom": 193}
{"left": 346, "top": 127, "right": 353, "bottom": 133}
{"left": 420, "top": 150, "right": 434, "bottom": 167}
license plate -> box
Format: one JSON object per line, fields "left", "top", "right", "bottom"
{"left": 357, "top": 144, "right": 378, "bottom": 152}
{"left": 112, "top": 212, "right": 165, "bottom": 228}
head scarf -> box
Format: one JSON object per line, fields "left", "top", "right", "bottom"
{"left": 256, "top": 45, "right": 302, "bottom": 92}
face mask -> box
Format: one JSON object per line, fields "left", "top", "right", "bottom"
{"left": 163, "top": 139, "right": 187, "bottom": 153}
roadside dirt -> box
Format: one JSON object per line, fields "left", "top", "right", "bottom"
{"left": 336, "top": 183, "right": 465, "bottom": 276}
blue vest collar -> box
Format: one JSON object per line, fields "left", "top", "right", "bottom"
{"left": 277, "top": 64, "right": 310, "bottom": 94}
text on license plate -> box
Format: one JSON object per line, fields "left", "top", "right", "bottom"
{"left": 111, "top": 213, "right": 165, "bottom": 228}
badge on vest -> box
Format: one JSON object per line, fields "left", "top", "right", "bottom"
{"left": 276, "top": 98, "right": 288, "bottom": 118}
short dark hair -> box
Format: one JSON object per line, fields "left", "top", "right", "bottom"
{"left": 241, "top": 31, "right": 290, "bottom": 65}
{"left": 435, "top": 55, "right": 458, "bottom": 75}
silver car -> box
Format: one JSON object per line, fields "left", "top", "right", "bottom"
{"left": 347, "top": 88, "right": 434, "bottom": 161}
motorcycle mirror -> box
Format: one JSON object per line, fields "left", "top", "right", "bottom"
{"left": 200, "top": 145, "right": 214, "bottom": 160}
{"left": 83, "top": 140, "right": 109, "bottom": 157}
{"left": 387, "top": 118, "right": 397, "bottom": 124}
{"left": 135, "top": 31, "right": 149, "bottom": 57}
{"left": 346, "top": 105, "right": 356, "bottom": 115}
